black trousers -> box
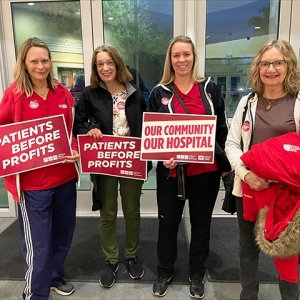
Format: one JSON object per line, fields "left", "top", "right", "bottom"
{"left": 156, "top": 170, "right": 221, "bottom": 280}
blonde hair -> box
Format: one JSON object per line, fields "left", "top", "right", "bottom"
{"left": 248, "top": 39, "right": 300, "bottom": 95}
{"left": 14, "top": 37, "right": 56, "bottom": 97}
{"left": 90, "top": 44, "right": 133, "bottom": 88}
{"left": 160, "top": 35, "right": 204, "bottom": 85}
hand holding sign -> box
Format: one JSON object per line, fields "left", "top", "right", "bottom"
{"left": 64, "top": 150, "right": 80, "bottom": 164}
{"left": 0, "top": 115, "right": 72, "bottom": 177}
{"left": 78, "top": 135, "right": 147, "bottom": 180}
{"left": 87, "top": 128, "right": 103, "bottom": 139}
{"left": 141, "top": 112, "right": 217, "bottom": 163}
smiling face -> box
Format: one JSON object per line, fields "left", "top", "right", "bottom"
{"left": 96, "top": 51, "right": 116, "bottom": 84}
{"left": 259, "top": 47, "right": 287, "bottom": 90}
{"left": 170, "top": 41, "right": 194, "bottom": 78}
{"left": 25, "top": 46, "right": 51, "bottom": 86}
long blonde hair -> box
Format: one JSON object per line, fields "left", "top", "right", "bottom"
{"left": 14, "top": 37, "right": 56, "bottom": 97}
{"left": 160, "top": 35, "right": 204, "bottom": 85}
{"left": 248, "top": 39, "right": 300, "bottom": 95}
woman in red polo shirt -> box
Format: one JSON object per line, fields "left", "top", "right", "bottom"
{"left": 0, "top": 37, "right": 79, "bottom": 300}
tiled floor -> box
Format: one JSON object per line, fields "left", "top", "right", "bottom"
{"left": 0, "top": 217, "right": 282, "bottom": 300}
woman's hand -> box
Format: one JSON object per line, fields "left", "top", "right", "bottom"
{"left": 64, "top": 150, "right": 80, "bottom": 164}
{"left": 163, "top": 157, "right": 178, "bottom": 170}
{"left": 87, "top": 128, "right": 102, "bottom": 139}
{"left": 244, "top": 171, "right": 269, "bottom": 191}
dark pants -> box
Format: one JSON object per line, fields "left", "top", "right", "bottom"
{"left": 18, "top": 180, "right": 77, "bottom": 300}
{"left": 236, "top": 196, "right": 299, "bottom": 300}
{"left": 156, "top": 170, "right": 220, "bottom": 280}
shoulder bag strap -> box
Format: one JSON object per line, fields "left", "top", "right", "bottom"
{"left": 240, "top": 91, "right": 255, "bottom": 151}
{"left": 167, "top": 84, "right": 190, "bottom": 114}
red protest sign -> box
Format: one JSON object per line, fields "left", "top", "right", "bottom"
{"left": 0, "top": 115, "right": 72, "bottom": 177}
{"left": 78, "top": 135, "right": 147, "bottom": 180}
{"left": 141, "top": 112, "right": 216, "bottom": 163}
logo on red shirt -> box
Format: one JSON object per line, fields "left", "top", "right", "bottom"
{"left": 29, "top": 100, "right": 39, "bottom": 109}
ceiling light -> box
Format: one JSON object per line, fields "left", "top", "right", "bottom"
{"left": 255, "top": 26, "right": 261, "bottom": 29}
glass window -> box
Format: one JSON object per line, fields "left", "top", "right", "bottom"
{"left": 102, "top": 0, "right": 173, "bottom": 103}
{"left": 11, "top": 1, "right": 84, "bottom": 104}
{"left": 102, "top": 0, "right": 173, "bottom": 190}
{"left": 10, "top": 1, "right": 89, "bottom": 191}
{"left": 0, "top": 178, "right": 9, "bottom": 209}
{"left": 205, "top": 0, "right": 280, "bottom": 117}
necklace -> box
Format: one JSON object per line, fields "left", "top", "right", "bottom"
{"left": 34, "top": 88, "right": 49, "bottom": 98}
{"left": 263, "top": 96, "right": 284, "bottom": 111}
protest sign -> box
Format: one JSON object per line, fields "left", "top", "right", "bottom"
{"left": 78, "top": 135, "right": 147, "bottom": 180}
{"left": 0, "top": 115, "right": 72, "bottom": 177}
{"left": 141, "top": 112, "right": 216, "bottom": 163}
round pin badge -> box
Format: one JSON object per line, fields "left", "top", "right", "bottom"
{"left": 242, "top": 120, "right": 250, "bottom": 131}
{"left": 29, "top": 100, "right": 39, "bottom": 109}
{"left": 161, "top": 97, "right": 169, "bottom": 105}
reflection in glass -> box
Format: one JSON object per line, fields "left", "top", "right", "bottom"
{"left": 102, "top": 1, "right": 172, "bottom": 191}
{"left": 11, "top": 1, "right": 84, "bottom": 96}
{"left": 205, "top": 0, "right": 280, "bottom": 117}
{"left": 0, "top": 178, "right": 9, "bottom": 208}
{"left": 102, "top": 0, "right": 173, "bottom": 102}
{"left": 10, "top": 1, "right": 86, "bottom": 191}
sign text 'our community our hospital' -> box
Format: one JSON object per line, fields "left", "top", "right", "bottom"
{"left": 140, "top": 112, "right": 217, "bottom": 163}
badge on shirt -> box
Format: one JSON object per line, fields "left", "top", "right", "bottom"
{"left": 242, "top": 120, "right": 250, "bottom": 131}
{"left": 161, "top": 97, "right": 169, "bottom": 105}
{"left": 29, "top": 100, "right": 39, "bottom": 109}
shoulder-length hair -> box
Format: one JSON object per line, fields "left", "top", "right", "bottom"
{"left": 160, "top": 35, "right": 204, "bottom": 85}
{"left": 249, "top": 39, "right": 300, "bottom": 95}
{"left": 14, "top": 37, "right": 56, "bottom": 97}
{"left": 90, "top": 44, "right": 133, "bottom": 88}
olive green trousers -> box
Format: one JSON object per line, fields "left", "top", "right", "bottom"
{"left": 98, "top": 174, "right": 143, "bottom": 264}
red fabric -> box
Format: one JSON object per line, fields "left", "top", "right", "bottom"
{"left": 241, "top": 132, "right": 300, "bottom": 193}
{"left": 242, "top": 182, "right": 300, "bottom": 282}
{"left": 240, "top": 133, "right": 300, "bottom": 282}
{"left": 241, "top": 181, "right": 257, "bottom": 221}
{"left": 274, "top": 255, "right": 300, "bottom": 282}
{"left": 241, "top": 181, "right": 277, "bottom": 222}
{"left": 20, "top": 86, "right": 77, "bottom": 190}
{"left": 170, "top": 83, "right": 219, "bottom": 176}
{"left": 0, "top": 82, "right": 78, "bottom": 201}
{"left": 264, "top": 187, "right": 300, "bottom": 241}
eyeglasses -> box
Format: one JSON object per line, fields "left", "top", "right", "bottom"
{"left": 95, "top": 60, "right": 115, "bottom": 68}
{"left": 258, "top": 60, "right": 286, "bottom": 70}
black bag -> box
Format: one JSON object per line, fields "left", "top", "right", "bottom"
{"left": 221, "top": 171, "right": 235, "bottom": 214}
{"left": 221, "top": 92, "right": 255, "bottom": 214}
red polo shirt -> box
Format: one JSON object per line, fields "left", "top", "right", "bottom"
{"left": 20, "top": 88, "right": 77, "bottom": 190}
{"left": 170, "top": 83, "right": 219, "bottom": 177}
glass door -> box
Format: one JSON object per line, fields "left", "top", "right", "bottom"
{"left": 0, "top": 0, "right": 94, "bottom": 217}
{"left": 0, "top": 0, "right": 175, "bottom": 217}
{"left": 1, "top": 0, "right": 295, "bottom": 217}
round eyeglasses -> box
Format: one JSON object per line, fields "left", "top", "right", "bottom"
{"left": 258, "top": 60, "right": 286, "bottom": 70}
{"left": 95, "top": 60, "right": 115, "bottom": 68}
